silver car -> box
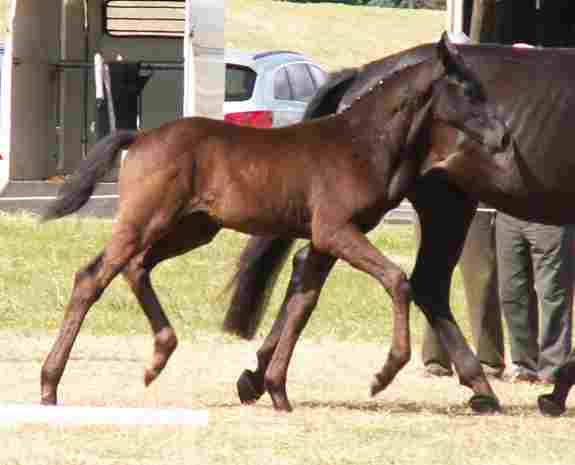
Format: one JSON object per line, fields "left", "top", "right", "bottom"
{"left": 224, "top": 49, "right": 328, "bottom": 128}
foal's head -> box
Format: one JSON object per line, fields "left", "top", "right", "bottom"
{"left": 428, "top": 33, "right": 512, "bottom": 155}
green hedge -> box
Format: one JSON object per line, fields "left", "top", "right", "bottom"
{"left": 274, "top": 0, "right": 446, "bottom": 9}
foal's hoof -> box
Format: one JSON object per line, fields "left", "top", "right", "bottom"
{"left": 40, "top": 396, "right": 57, "bottom": 406}
{"left": 237, "top": 369, "right": 264, "bottom": 404}
{"left": 370, "top": 372, "right": 392, "bottom": 397}
{"left": 144, "top": 367, "right": 160, "bottom": 387}
{"left": 538, "top": 394, "right": 566, "bottom": 417}
{"left": 468, "top": 394, "right": 501, "bottom": 414}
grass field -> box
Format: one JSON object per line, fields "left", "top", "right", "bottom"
{"left": 1, "top": 214, "right": 574, "bottom": 465}
{"left": 1, "top": 332, "right": 574, "bottom": 465}
{"left": 0, "top": 0, "right": 444, "bottom": 64}
{"left": 0, "top": 212, "right": 456, "bottom": 342}
{"left": 226, "top": 0, "right": 445, "bottom": 70}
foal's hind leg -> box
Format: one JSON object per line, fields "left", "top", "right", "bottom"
{"left": 238, "top": 244, "right": 314, "bottom": 404}
{"left": 409, "top": 173, "right": 499, "bottom": 414}
{"left": 122, "top": 213, "right": 220, "bottom": 387}
{"left": 263, "top": 248, "right": 336, "bottom": 411}
{"left": 41, "top": 224, "right": 143, "bottom": 405}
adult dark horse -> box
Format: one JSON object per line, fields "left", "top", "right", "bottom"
{"left": 39, "top": 34, "right": 511, "bottom": 411}
{"left": 224, "top": 41, "right": 575, "bottom": 416}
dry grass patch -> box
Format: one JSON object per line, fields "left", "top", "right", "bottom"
{"left": 227, "top": 0, "right": 445, "bottom": 70}
{"left": 1, "top": 333, "right": 574, "bottom": 465}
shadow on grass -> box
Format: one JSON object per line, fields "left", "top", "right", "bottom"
{"left": 202, "top": 399, "right": 575, "bottom": 418}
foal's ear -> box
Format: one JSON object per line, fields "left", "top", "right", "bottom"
{"left": 436, "top": 31, "right": 470, "bottom": 78}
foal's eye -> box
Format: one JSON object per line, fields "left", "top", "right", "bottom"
{"left": 464, "top": 84, "right": 484, "bottom": 102}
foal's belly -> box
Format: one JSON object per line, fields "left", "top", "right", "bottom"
{"left": 199, "top": 186, "right": 313, "bottom": 238}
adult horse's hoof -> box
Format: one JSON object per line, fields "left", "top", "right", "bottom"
{"left": 538, "top": 394, "right": 566, "bottom": 417}
{"left": 237, "top": 369, "right": 264, "bottom": 404}
{"left": 468, "top": 394, "right": 501, "bottom": 414}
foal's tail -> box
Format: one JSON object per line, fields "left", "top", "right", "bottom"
{"left": 41, "top": 130, "right": 138, "bottom": 222}
{"left": 222, "top": 236, "right": 295, "bottom": 339}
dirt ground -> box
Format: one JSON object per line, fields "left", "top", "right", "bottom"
{"left": 1, "top": 331, "right": 573, "bottom": 465}
{"left": 1, "top": 331, "right": 428, "bottom": 409}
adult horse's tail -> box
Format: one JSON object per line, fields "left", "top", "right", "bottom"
{"left": 41, "top": 130, "right": 138, "bottom": 222}
{"left": 222, "top": 236, "right": 294, "bottom": 339}
{"left": 222, "top": 68, "right": 358, "bottom": 339}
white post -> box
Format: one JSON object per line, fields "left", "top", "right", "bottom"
{"left": 0, "top": 0, "right": 17, "bottom": 193}
{"left": 184, "top": 0, "right": 225, "bottom": 119}
{"left": 446, "top": 0, "right": 464, "bottom": 34}
{"left": 183, "top": 0, "right": 195, "bottom": 117}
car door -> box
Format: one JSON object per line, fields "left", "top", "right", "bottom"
{"left": 271, "top": 62, "right": 320, "bottom": 127}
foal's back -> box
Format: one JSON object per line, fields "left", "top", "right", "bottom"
{"left": 118, "top": 115, "right": 369, "bottom": 237}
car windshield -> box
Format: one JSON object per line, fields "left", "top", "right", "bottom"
{"left": 225, "top": 64, "right": 256, "bottom": 102}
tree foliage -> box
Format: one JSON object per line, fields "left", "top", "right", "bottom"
{"left": 275, "top": 0, "right": 446, "bottom": 9}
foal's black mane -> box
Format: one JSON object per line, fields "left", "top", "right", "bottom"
{"left": 338, "top": 44, "right": 434, "bottom": 112}
{"left": 308, "top": 41, "right": 563, "bottom": 125}
{"left": 303, "top": 68, "right": 358, "bottom": 119}
{"left": 307, "top": 47, "right": 446, "bottom": 125}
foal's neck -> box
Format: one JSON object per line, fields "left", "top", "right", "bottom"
{"left": 341, "top": 58, "right": 436, "bottom": 142}
{"left": 342, "top": 79, "right": 432, "bottom": 158}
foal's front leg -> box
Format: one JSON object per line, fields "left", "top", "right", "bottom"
{"left": 312, "top": 223, "right": 412, "bottom": 396}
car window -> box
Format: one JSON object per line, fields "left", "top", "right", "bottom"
{"left": 225, "top": 64, "right": 256, "bottom": 102}
{"left": 284, "top": 63, "right": 316, "bottom": 102}
{"left": 274, "top": 66, "right": 292, "bottom": 100}
{"left": 308, "top": 65, "right": 327, "bottom": 88}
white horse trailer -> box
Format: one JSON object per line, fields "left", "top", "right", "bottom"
{"left": 445, "top": 0, "right": 465, "bottom": 35}
{"left": 0, "top": 0, "right": 223, "bottom": 213}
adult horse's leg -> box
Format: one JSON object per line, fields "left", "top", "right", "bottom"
{"left": 237, "top": 244, "right": 314, "bottom": 404}
{"left": 408, "top": 171, "right": 500, "bottom": 413}
{"left": 538, "top": 352, "right": 575, "bottom": 416}
{"left": 122, "top": 212, "right": 220, "bottom": 386}
{"left": 263, "top": 248, "right": 337, "bottom": 411}
{"left": 41, "top": 223, "right": 144, "bottom": 405}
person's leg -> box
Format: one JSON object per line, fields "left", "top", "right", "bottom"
{"left": 421, "top": 326, "right": 452, "bottom": 375}
{"left": 529, "top": 223, "right": 574, "bottom": 382}
{"left": 496, "top": 213, "right": 538, "bottom": 379}
{"left": 459, "top": 209, "right": 505, "bottom": 377}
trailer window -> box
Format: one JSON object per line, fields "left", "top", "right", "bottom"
{"left": 105, "top": 0, "right": 185, "bottom": 37}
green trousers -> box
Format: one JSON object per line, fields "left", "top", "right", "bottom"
{"left": 495, "top": 213, "right": 573, "bottom": 380}
{"left": 420, "top": 209, "right": 505, "bottom": 370}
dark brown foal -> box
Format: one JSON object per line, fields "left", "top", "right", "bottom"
{"left": 40, "top": 34, "right": 511, "bottom": 410}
